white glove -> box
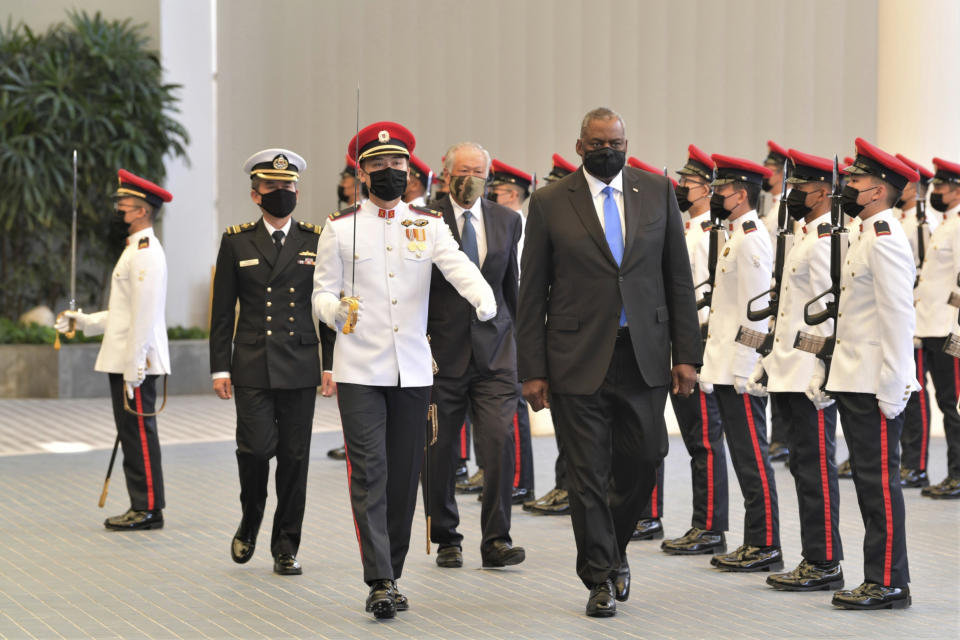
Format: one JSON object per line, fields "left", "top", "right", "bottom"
{"left": 55, "top": 309, "right": 88, "bottom": 332}
{"left": 124, "top": 378, "right": 142, "bottom": 400}
{"left": 913, "top": 337, "right": 922, "bottom": 350}
{"left": 878, "top": 399, "right": 905, "bottom": 420}
{"left": 696, "top": 374, "right": 714, "bottom": 394}
{"left": 746, "top": 362, "right": 768, "bottom": 397}
{"left": 805, "top": 360, "right": 833, "bottom": 409}
{"left": 476, "top": 303, "right": 497, "bottom": 322}
{"left": 733, "top": 375, "right": 750, "bottom": 395}
{"left": 334, "top": 297, "right": 362, "bottom": 330}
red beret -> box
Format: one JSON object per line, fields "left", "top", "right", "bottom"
{"left": 895, "top": 154, "right": 933, "bottom": 181}
{"left": 677, "top": 144, "right": 714, "bottom": 182}
{"left": 341, "top": 153, "right": 358, "bottom": 176}
{"left": 711, "top": 154, "right": 772, "bottom": 186}
{"left": 765, "top": 140, "right": 789, "bottom": 164}
{"left": 347, "top": 121, "right": 415, "bottom": 162}
{"left": 844, "top": 156, "right": 855, "bottom": 166}
{"left": 491, "top": 159, "right": 533, "bottom": 191}
{"left": 787, "top": 149, "right": 834, "bottom": 184}
{"left": 115, "top": 169, "right": 172, "bottom": 208}
{"left": 408, "top": 153, "right": 432, "bottom": 186}
{"left": 846, "top": 138, "right": 918, "bottom": 189}
{"left": 628, "top": 157, "right": 676, "bottom": 187}
{"left": 932, "top": 157, "right": 960, "bottom": 184}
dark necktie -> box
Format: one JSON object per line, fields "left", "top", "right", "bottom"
{"left": 272, "top": 230, "right": 285, "bottom": 257}
{"left": 461, "top": 210, "right": 479, "bottom": 266}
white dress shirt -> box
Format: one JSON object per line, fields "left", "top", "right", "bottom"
{"left": 262, "top": 216, "right": 292, "bottom": 244}
{"left": 583, "top": 169, "right": 626, "bottom": 242}
{"left": 450, "top": 194, "right": 487, "bottom": 267}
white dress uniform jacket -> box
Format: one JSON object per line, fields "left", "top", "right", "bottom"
{"left": 896, "top": 205, "right": 938, "bottom": 269}
{"left": 685, "top": 212, "right": 712, "bottom": 326}
{"left": 914, "top": 204, "right": 960, "bottom": 338}
{"left": 312, "top": 199, "right": 496, "bottom": 387}
{"left": 85, "top": 227, "right": 170, "bottom": 381}
{"left": 700, "top": 210, "right": 773, "bottom": 385}
{"left": 826, "top": 209, "right": 918, "bottom": 404}
{"left": 763, "top": 212, "right": 832, "bottom": 393}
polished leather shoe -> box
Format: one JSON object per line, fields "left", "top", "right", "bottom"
{"left": 921, "top": 476, "right": 960, "bottom": 499}
{"left": 327, "top": 445, "right": 346, "bottom": 460}
{"left": 273, "top": 553, "right": 302, "bottom": 575}
{"left": 767, "top": 560, "right": 844, "bottom": 591}
{"left": 231, "top": 528, "right": 257, "bottom": 564}
{"left": 393, "top": 581, "right": 409, "bottom": 611}
{"left": 454, "top": 461, "right": 468, "bottom": 481}
{"left": 365, "top": 580, "right": 397, "bottom": 619}
{"left": 613, "top": 561, "right": 630, "bottom": 602}
{"left": 661, "top": 527, "right": 726, "bottom": 555}
{"left": 586, "top": 580, "right": 616, "bottom": 617}
{"left": 436, "top": 545, "right": 463, "bottom": 568}
{"left": 832, "top": 582, "right": 911, "bottom": 610}
{"left": 631, "top": 518, "right": 663, "bottom": 541}
{"left": 523, "top": 487, "right": 570, "bottom": 514}
{"left": 712, "top": 545, "right": 783, "bottom": 572}
{"left": 456, "top": 469, "right": 484, "bottom": 494}
{"left": 104, "top": 508, "right": 163, "bottom": 531}
{"left": 481, "top": 540, "right": 525, "bottom": 567}
{"left": 511, "top": 487, "right": 532, "bottom": 505}
{"left": 768, "top": 441, "right": 789, "bottom": 463}
{"left": 900, "top": 467, "right": 929, "bottom": 488}
{"left": 837, "top": 458, "right": 853, "bottom": 479}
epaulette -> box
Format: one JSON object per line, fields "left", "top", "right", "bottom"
{"left": 874, "top": 220, "right": 891, "bottom": 236}
{"left": 742, "top": 220, "right": 758, "bottom": 234}
{"left": 700, "top": 219, "right": 712, "bottom": 231}
{"left": 817, "top": 222, "right": 831, "bottom": 239}
{"left": 410, "top": 204, "right": 442, "bottom": 218}
{"left": 328, "top": 204, "right": 360, "bottom": 221}
{"left": 138, "top": 236, "right": 150, "bottom": 250}
{"left": 225, "top": 221, "right": 256, "bottom": 235}
{"left": 298, "top": 220, "right": 322, "bottom": 235}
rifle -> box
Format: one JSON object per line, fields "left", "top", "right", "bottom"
{"left": 735, "top": 160, "right": 794, "bottom": 378}
{"left": 793, "top": 156, "right": 848, "bottom": 388}
{"left": 915, "top": 178, "right": 930, "bottom": 282}
{"left": 694, "top": 210, "right": 724, "bottom": 342}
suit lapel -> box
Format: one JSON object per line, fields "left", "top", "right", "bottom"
{"left": 568, "top": 169, "right": 618, "bottom": 267}
{"left": 269, "top": 221, "right": 300, "bottom": 280}
{"left": 480, "top": 200, "right": 499, "bottom": 276}
{"left": 251, "top": 219, "right": 277, "bottom": 268}
{"left": 440, "top": 198, "right": 461, "bottom": 245}
{"left": 621, "top": 169, "right": 645, "bottom": 263}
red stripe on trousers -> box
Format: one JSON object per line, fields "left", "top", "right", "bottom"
{"left": 650, "top": 481, "right": 659, "bottom": 518}
{"left": 513, "top": 413, "right": 521, "bottom": 488}
{"left": 460, "top": 423, "right": 467, "bottom": 459}
{"left": 134, "top": 388, "right": 155, "bottom": 511}
{"left": 700, "top": 390, "right": 715, "bottom": 531}
{"left": 343, "top": 443, "right": 364, "bottom": 563}
{"left": 816, "top": 409, "right": 833, "bottom": 561}
{"left": 879, "top": 414, "right": 893, "bottom": 586}
{"left": 742, "top": 394, "right": 773, "bottom": 546}
{"left": 917, "top": 349, "right": 929, "bottom": 470}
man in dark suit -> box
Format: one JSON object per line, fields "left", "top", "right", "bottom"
{"left": 425, "top": 142, "right": 525, "bottom": 570}
{"left": 519, "top": 108, "right": 701, "bottom": 617}
{"left": 209, "top": 148, "right": 322, "bottom": 576}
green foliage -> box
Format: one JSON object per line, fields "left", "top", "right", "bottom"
{"left": 0, "top": 318, "right": 207, "bottom": 344}
{"left": 0, "top": 10, "right": 188, "bottom": 320}
{"left": 166, "top": 325, "right": 208, "bottom": 340}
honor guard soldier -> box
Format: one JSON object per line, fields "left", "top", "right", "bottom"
{"left": 312, "top": 122, "right": 496, "bottom": 619}
{"left": 699, "top": 154, "right": 783, "bottom": 572}
{"left": 812, "top": 138, "right": 918, "bottom": 609}
{"left": 661, "top": 144, "right": 729, "bottom": 556}
{"left": 747, "top": 149, "right": 844, "bottom": 591}
{"left": 403, "top": 153, "right": 432, "bottom": 207}
{"left": 337, "top": 154, "right": 365, "bottom": 209}
{"left": 543, "top": 153, "right": 577, "bottom": 184}
{"left": 57, "top": 170, "right": 172, "bottom": 530}
{"left": 210, "top": 148, "right": 322, "bottom": 576}
{"left": 915, "top": 156, "right": 960, "bottom": 499}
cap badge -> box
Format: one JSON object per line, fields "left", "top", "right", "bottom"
{"left": 273, "top": 155, "right": 289, "bottom": 170}
{"left": 378, "top": 130, "right": 390, "bottom": 143}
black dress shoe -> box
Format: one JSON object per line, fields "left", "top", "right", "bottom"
{"left": 511, "top": 487, "right": 532, "bottom": 505}
{"left": 231, "top": 528, "right": 257, "bottom": 564}
{"left": 393, "top": 581, "right": 409, "bottom": 611}
{"left": 327, "top": 445, "right": 346, "bottom": 460}
{"left": 526, "top": 488, "right": 570, "bottom": 515}
{"left": 586, "top": 580, "right": 616, "bottom": 618}
{"left": 436, "top": 545, "right": 463, "bottom": 568}
{"left": 899, "top": 467, "right": 930, "bottom": 488}
{"left": 481, "top": 540, "right": 525, "bottom": 567}
{"left": 768, "top": 441, "right": 789, "bottom": 463}
{"left": 832, "top": 582, "right": 911, "bottom": 610}
{"left": 104, "top": 508, "right": 163, "bottom": 531}
{"left": 631, "top": 518, "right": 663, "bottom": 541}
{"left": 712, "top": 545, "right": 783, "bottom": 572}
{"left": 767, "top": 560, "right": 844, "bottom": 591}
{"left": 456, "top": 469, "right": 484, "bottom": 494}
{"left": 661, "top": 528, "right": 726, "bottom": 555}
{"left": 365, "top": 580, "right": 397, "bottom": 619}
{"left": 454, "top": 461, "right": 468, "bottom": 481}
{"left": 837, "top": 458, "right": 853, "bottom": 479}
{"left": 613, "top": 561, "right": 630, "bottom": 602}
{"left": 273, "top": 553, "right": 302, "bottom": 575}
{"left": 921, "top": 476, "right": 960, "bottom": 499}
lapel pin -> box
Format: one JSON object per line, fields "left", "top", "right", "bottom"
{"left": 632, "top": 187, "right": 639, "bottom": 192}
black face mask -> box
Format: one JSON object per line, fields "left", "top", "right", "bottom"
{"left": 786, "top": 189, "right": 813, "bottom": 221}
{"left": 368, "top": 167, "right": 407, "bottom": 201}
{"left": 487, "top": 191, "right": 499, "bottom": 204}
{"left": 258, "top": 188, "right": 297, "bottom": 217}
{"left": 710, "top": 192, "right": 734, "bottom": 220}
{"left": 337, "top": 186, "right": 348, "bottom": 202}
{"left": 675, "top": 185, "right": 692, "bottom": 212}
{"left": 930, "top": 192, "right": 948, "bottom": 212}
{"left": 761, "top": 177, "right": 773, "bottom": 192}
{"left": 582, "top": 148, "right": 626, "bottom": 180}
{"left": 112, "top": 212, "right": 132, "bottom": 236}
{"left": 894, "top": 198, "right": 905, "bottom": 209}
{"left": 839, "top": 184, "right": 870, "bottom": 217}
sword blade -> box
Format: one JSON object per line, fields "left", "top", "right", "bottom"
{"left": 70, "top": 149, "right": 78, "bottom": 310}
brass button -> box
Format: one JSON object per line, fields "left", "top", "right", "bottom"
{"left": 387, "top": 245, "right": 393, "bottom": 251}
{"left": 266, "top": 330, "right": 272, "bottom": 336}
{"left": 289, "top": 302, "right": 295, "bottom": 307}
{"left": 392, "top": 299, "right": 397, "bottom": 305}
{"left": 289, "top": 287, "right": 295, "bottom": 293}
{"left": 288, "top": 316, "right": 294, "bottom": 322}
{"left": 266, "top": 301, "right": 272, "bottom": 307}
{"left": 393, "top": 326, "right": 399, "bottom": 332}
{"left": 389, "top": 272, "right": 395, "bottom": 278}
{"left": 289, "top": 331, "right": 294, "bottom": 336}
{"left": 354, "top": 253, "right": 360, "bottom": 259}
{"left": 267, "top": 287, "right": 272, "bottom": 293}
{"left": 266, "top": 316, "right": 272, "bottom": 322}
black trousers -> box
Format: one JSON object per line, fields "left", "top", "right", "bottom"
{"left": 835, "top": 392, "right": 909, "bottom": 587}
{"left": 901, "top": 347, "right": 932, "bottom": 471}
{"left": 338, "top": 383, "right": 430, "bottom": 585}
{"left": 638, "top": 462, "right": 665, "bottom": 520}
{"left": 233, "top": 386, "right": 315, "bottom": 557}
{"left": 426, "top": 361, "right": 517, "bottom": 553}
{"left": 779, "top": 392, "right": 842, "bottom": 563}
{"left": 670, "top": 385, "right": 728, "bottom": 531}
{"left": 769, "top": 391, "right": 792, "bottom": 445}
{"left": 714, "top": 386, "right": 779, "bottom": 547}
{"left": 512, "top": 396, "right": 535, "bottom": 492}
{"left": 920, "top": 337, "right": 960, "bottom": 476}
{"left": 108, "top": 373, "right": 164, "bottom": 511}
{"left": 550, "top": 331, "right": 666, "bottom": 587}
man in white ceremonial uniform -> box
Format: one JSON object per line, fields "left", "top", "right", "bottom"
{"left": 56, "top": 169, "right": 172, "bottom": 531}
{"left": 312, "top": 121, "right": 495, "bottom": 619}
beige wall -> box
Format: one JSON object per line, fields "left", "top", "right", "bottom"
{"left": 216, "top": 0, "right": 878, "bottom": 228}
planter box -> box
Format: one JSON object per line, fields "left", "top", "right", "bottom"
{"left": 0, "top": 339, "right": 210, "bottom": 398}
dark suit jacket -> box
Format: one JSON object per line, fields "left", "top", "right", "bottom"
{"left": 427, "top": 197, "right": 522, "bottom": 378}
{"left": 209, "top": 218, "right": 322, "bottom": 389}
{"left": 518, "top": 167, "right": 701, "bottom": 394}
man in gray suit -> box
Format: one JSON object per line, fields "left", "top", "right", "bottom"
{"left": 519, "top": 108, "right": 701, "bottom": 617}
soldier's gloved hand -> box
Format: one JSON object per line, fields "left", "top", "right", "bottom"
{"left": 746, "top": 362, "right": 768, "bottom": 397}
{"left": 476, "top": 302, "right": 497, "bottom": 322}
{"left": 124, "top": 377, "right": 143, "bottom": 400}
{"left": 913, "top": 337, "right": 922, "bottom": 350}
{"left": 55, "top": 309, "right": 89, "bottom": 332}
{"left": 805, "top": 360, "right": 833, "bottom": 409}
{"left": 878, "top": 399, "right": 905, "bottom": 420}
{"left": 733, "top": 375, "right": 750, "bottom": 395}
{"left": 334, "top": 297, "right": 361, "bottom": 330}
{"left": 697, "top": 374, "right": 713, "bottom": 395}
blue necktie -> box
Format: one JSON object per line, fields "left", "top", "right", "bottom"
{"left": 602, "top": 186, "right": 626, "bottom": 326}
{"left": 461, "top": 210, "right": 479, "bottom": 266}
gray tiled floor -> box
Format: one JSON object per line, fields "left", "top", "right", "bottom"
{"left": 0, "top": 396, "right": 958, "bottom": 639}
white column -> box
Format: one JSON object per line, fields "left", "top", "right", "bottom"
{"left": 159, "top": 0, "right": 217, "bottom": 328}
